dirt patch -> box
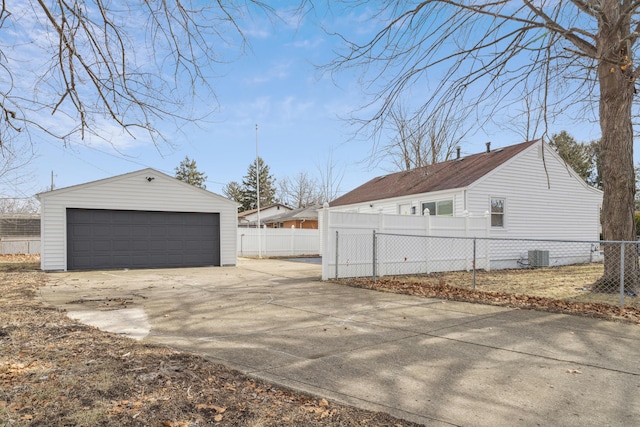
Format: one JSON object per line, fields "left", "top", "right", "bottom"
{"left": 0, "top": 259, "right": 420, "bottom": 426}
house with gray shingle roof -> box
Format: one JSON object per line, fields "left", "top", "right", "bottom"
{"left": 263, "top": 204, "right": 320, "bottom": 229}
{"left": 329, "top": 140, "right": 602, "bottom": 240}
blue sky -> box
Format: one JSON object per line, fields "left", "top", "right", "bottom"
{"left": 1, "top": 3, "right": 608, "bottom": 204}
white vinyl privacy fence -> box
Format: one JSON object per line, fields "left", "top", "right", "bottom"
{"left": 320, "top": 209, "right": 490, "bottom": 280}
{"left": 319, "top": 209, "right": 602, "bottom": 280}
{"left": 238, "top": 227, "right": 320, "bottom": 257}
{"left": 0, "top": 237, "right": 40, "bottom": 254}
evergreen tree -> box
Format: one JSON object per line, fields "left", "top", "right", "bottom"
{"left": 222, "top": 181, "right": 243, "bottom": 205}
{"left": 239, "top": 157, "right": 277, "bottom": 212}
{"left": 548, "top": 131, "right": 597, "bottom": 187}
{"left": 175, "top": 156, "right": 207, "bottom": 189}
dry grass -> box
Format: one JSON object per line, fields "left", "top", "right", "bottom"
{"left": 343, "top": 261, "right": 640, "bottom": 324}
{"left": 0, "top": 256, "right": 420, "bottom": 427}
{"left": 403, "top": 262, "right": 639, "bottom": 307}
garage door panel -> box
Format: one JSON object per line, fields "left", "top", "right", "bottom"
{"left": 132, "top": 227, "right": 149, "bottom": 237}
{"left": 131, "top": 254, "right": 150, "bottom": 265}
{"left": 131, "top": 240, "right": 149, "bottom": 251}
{"left": 67, "top": 209, "right": 220, "bottom": 270}
{"left": 112, "top": 240, "right": 131, "bottom": 251}
{"left": 92, "top": 240, "right": 112, "bottom": 251}
{"left": 149, "top": 239, "right": 168, "bottom": 251}
{"left": 72, "top": 225, "right": 93, "bottom": 237}
{"left": 92, "top": 211, "right": 113, "bottom": 223}
{"left": 71, "top": 240, "right": 92, "bottom": 252}
{"left": 111, "top": 225, "right": 131, "bottom": 237}
{"left": 166, "top": 240, "right": 184, "bottom": 251}
{"left": 150, "top": 225, "right": 167, "bottom": 235}
{"left": 168, "top": 227, "right": 185, "bottom": 237}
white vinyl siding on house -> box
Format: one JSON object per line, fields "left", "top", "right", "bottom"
{"left": 467, "top": 143, "right": 601, "bottom": 240}
{"left": 328, "top": 141, "right": 602, "bottom": 242}
{"left": 38, "top": 168, "right": 238, "bottom": 271}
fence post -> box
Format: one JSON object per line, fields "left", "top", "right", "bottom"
{"left": 321, "top": 203, "right": 329, "bottom": 280}
{"left": 619, "top": 242, "right": 625, "bottom": 307}
{"left": 473, "top": 237, "right": 477, "bottom": 289}
{"left": 464, "top": 210, "right": 470, "bottom": 270}
{"left": 290, "top": 225, "right": 295, "bottom": 256}
{"left": 335, "top": 230, "right": 339, "bottom": 280}
{"left": 424, "top": 208, "right": 431, "bottom": 235}
{"left": 373, "top": 230, "right": 377, "bottom": 282}
{"left": 424, "top": 208, "right": 431, "bottom": 274}
{"left": 484, "top": 211, "right": 491, "bottom": 271}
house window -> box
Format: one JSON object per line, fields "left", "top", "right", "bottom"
{"left": 399, "top": 203, "right": 412, "bottom": 215}
{"left": 491, "top": 198, "right": 505, "bottom": 227}
{"left": 421, "top": 200, "right": 453, "bottom": 216}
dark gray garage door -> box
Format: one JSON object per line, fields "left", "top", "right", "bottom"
{"left": 67, "top": 209, "right": 220, "bottom": 270}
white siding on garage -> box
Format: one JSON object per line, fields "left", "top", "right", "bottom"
{"left": 466, "top": 143, "right": 602, "bottom": 240}
{"left": 38, "top": 168, "right": 238, "bottom": 271}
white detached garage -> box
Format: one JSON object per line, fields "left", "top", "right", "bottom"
{"left": 37, "top": 168, "right": 238, "bottom": 271}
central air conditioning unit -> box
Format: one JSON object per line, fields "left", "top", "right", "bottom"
{"left": 528, "top": 250, "right": 549, "bottom": 268}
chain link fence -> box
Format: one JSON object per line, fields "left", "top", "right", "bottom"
{"left": 331, "top": 231, "right": 640, "bottom": 308}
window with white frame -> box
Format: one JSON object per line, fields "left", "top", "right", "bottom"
{"left": 421, "top": 200, "right": 453, "bottom": 216}
{"left": 398, "top": 203, "right": 412, "bottom": 215}
{"left": 491, "top": 198, "right": 505, "bottom": 227}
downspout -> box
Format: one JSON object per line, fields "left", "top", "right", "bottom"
{"left": 300, "top": 219, "right": 306, "bottom": 229}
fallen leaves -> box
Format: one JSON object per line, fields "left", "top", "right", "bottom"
{"left": 345, "top": 277, "right": 640, "bottom": 324}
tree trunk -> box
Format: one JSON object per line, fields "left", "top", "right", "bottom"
{"left": 596, "top": 3, "right": 639, "bottom": 294}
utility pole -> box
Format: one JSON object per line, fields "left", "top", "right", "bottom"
{"left": 256, "top": 124, "right": 261, "bottom": 258}
{"left": 51, "top": 170, "right": 55, "bottom": 191}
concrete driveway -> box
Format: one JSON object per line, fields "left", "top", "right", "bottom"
{"left": 40, "top": 258, "right": 640, "bottom": 426}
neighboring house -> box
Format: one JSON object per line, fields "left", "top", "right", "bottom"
{"left": 37, "top": 168, "right": 238, "bottom": 271}
{"left": 0, "top": 213, "right": 41, "bottom": 255}
{"left": 329, "top": 140, "right": 603, "bottom": 240}
{"left": 263, "top": 205, "right": 320, "bottom": 229}
{"left": 0, "top": 214, "right": 40, "bottom": 236}
{"left": 238, "top": 203, "right": 292, "bottom": 227}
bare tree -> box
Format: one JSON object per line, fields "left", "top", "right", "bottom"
{"left": 327, "top": 1, "right": 639, "bottom": 289}
{"left": 375, "top": 103, "right": 421, "bottom": 171}
{"left": 378, "top": 103, "right": 432, "bottom": 171}
{"left": 0, "top": 197, "right": 39, "bottom": 214}
{"left": 499, "top": 89, "right": 546, "bottom": 142}
{"left": 0, "top": 1, "right": 274, "bottom": 149}
{"left": 317, "top": 149, "right": 344, "bottom": 204}
{"left": 278, "top": 172, "right": 321, "bottom": 208}
{"left": 369, "top": 99, "right": 469, "bottom": 171}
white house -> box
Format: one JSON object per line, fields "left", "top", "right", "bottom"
{"left": 238, "top": 203, "right": 292, "bottom": 227}
{"left": 329, "top": 140, "right": 603, "bottom": 241}
{"left": 37, "top": 168, "right": 238, "bottom": 271}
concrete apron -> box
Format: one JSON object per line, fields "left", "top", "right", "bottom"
{"left": 40, "top": 258, "right": 640, "bottom": 426}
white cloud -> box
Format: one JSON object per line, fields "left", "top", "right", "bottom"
{"left": 291, "top": 37, "right": 325, "bottom": 49}
{"left": 244, "top": 61, "right": 292, "bottom": 85}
